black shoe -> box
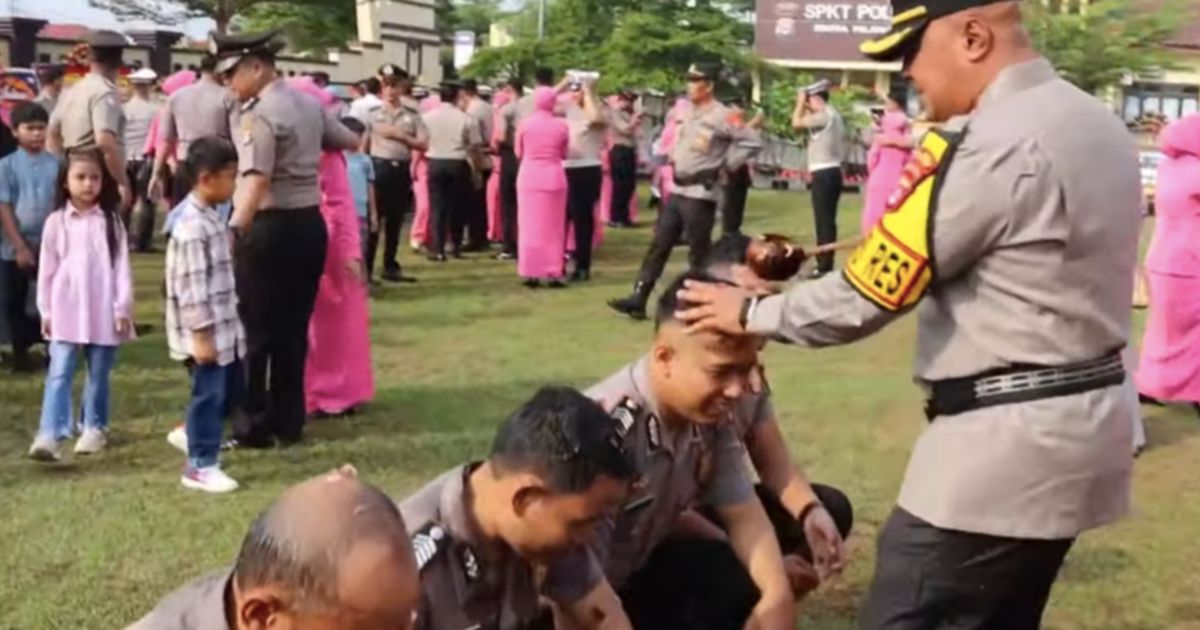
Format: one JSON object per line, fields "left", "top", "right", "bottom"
{"left": 570, "top": 269, "right": 591, "bottom": 283}
{"left": 547, "top": 280, "right": 567, "bottom": 289}
{"left": 382, "top": 269, "right": 419, "bottom": 284}
{"left": 1138, "top": 394, "right": 1164, "bottom": 407}
{"left": 607, "top": 281, "right": 653, "bottom": 320}
{"left": 523, "top": 278, "right": 541, "bottom": 289}
{"left": 427, "top": 253, "right": 448, "bottom": 263}
{"left": 450, "top": 249, "right": 464, "bottom": 259}
{"left": 495, "top": 252, "right": 516, "bottom": 261}
{"left": 463, "top": 242, "right": 490, "bottom": 253}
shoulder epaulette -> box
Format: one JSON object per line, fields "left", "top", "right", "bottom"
{"left": 411, "top": 523, "right": 447, "bottom": 572}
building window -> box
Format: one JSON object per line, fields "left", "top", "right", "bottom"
{"left": 1123, "top": 83, "right": 1199, "bottom": 123}
{"left": 38, "top": 53, "right": 50, "bottom": 63}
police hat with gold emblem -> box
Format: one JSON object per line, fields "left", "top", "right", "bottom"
{"left": 210, "top": 30, "right": 287, "bottom": 75}
{"left": 87, "top": 30, "right": 131, "bottom": 50}
{"left": 685, "top": 63, "right": 722, "bottom": 83}
{"left": 860, "top": 0, "right": 1009, "bottom": 61}
{"left": 378, "top": 63, "right": 408, "bottom": 80}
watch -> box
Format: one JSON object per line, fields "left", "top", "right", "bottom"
{"left": 739, "top": 296, "right": 759, "bottom": 331}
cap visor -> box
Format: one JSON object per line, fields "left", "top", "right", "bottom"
{"left": 860, "top": 22, "right": 924, "bottom": 62}
{"left": 215, "top": 56, "right": 242, "bottom": 75}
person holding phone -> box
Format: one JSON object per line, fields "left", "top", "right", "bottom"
{"left": 792, "top": 80, "right": 846, "bottom": 278}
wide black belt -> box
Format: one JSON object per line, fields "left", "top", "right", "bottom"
{"left": 924, "top": 351, "right": 1125, "bottom": 421}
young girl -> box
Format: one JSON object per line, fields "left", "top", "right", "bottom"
{"left": 28, "top": 148, "right": 134, "bottom": 462}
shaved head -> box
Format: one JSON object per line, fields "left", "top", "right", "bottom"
{"left": 232, "top": 467, "right": 419, "bottom": 629}
{"left": 905, "top": 0, "right": 1039, "bottom": 121}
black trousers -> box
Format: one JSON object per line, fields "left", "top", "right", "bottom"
{"left": 722, "top": 165, "right": 752, "bottom": 236}
{"left": 810, "top": 168, "right": 843, "bottom": 272}
{"left": 369, "top": 158, "right": 412, "bottom": 275}
{"left": 861, "top": 508, "right": 1074, "bottom": 630}
{"left": 623, "top": 484, "right": 854, "bottom": 630}
{"left": 2, "top": 260, "right": 39, "bottom": 356}
{"left": 466, "top": 168, "right": 492, "bottom": 249}
{"left": 609, "top": 145, "right": 638, "bottom": 225}
{"left": 500, "top": 147, "right": 519, "bottom": 255}
{"left": 635, "top": 194, "right": 716, "bottom": 287}
{"left": 566, "top": 166, "right": 603, "bottom": 272}
{"left": 233, "top": 208, "right": 328, "bottom": 445}
{"left": 126, "top": 158, "right": 156, "bottom": 251}
{"left": 428, "top": 159, "right": 471, "bottom": 256}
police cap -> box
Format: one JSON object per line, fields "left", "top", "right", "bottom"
{"left": 378, "top": 63, "right": 408, "bottom": 80}
{"left": 210, "top": 30, "right": 286, "bottom": 75}
{"left": 88, "top": 30, "right": 130, "bottom": 49}
{"left": 685, "top": 63, "right": 721, "bottom": 83}
{"left": 860, "top": 0, "right": 1010, "bottom": 61}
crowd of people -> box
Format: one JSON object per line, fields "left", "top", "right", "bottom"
{"left": 0, "top": 0, "right": 1189, "bottom": 625}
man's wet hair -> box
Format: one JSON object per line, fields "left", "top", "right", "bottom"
{"left": 199, "top": 54, "right": 218, "bottom": 74}
{"left": 534, "top": 67, "right": 555, "bottom": 87}
{"left": 655, "top": 269, "right": 731, "bottom": 331}
{"left": 186, "top": 137, "right": 238, "bottom": 178}
{"left": 11, "top": 102, "right": 49, "bottom": 129}
{"left": 233, "top": 479, "right": 408, "bottom": 611}
{"left": 706, "top": 233, "right": 752, "bottom": 267}
{"left": 490, "top": 386, "right": 636, "bottom": 493}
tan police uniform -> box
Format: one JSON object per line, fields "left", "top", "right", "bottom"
{"left": 796, "top": 94, "right": 846, "bottom": 274}
{"left": 542, "top": 357, "right": 755, "bottom": 602}
{"left": 563, "top": 101, "right": 608, "bottom": 276}
{"left": 126, "top": 570, "right": 232, "bottom": 630}
{"left": 368, "top": 98, "right": 428, "bottom": 277}
{"left": 495, "top": 96, "right": 522, "bottom": 256}
{"left": 423, "top": 97, "right": 485, "bottom": 258}
{"left": 742, "top": 57, "right": 1140, "bottom": 626}
{"left": 463, "top": 95, "right": 496, "bottom": 249}
{"left": 609, "top": 67, "right": 762, "bottom": 319}
{"left": 399, "top": 465, "right": 543, "bottom": 630}
{"left": 607, "top": 104, "right": 639, "bottom": 227}
{"left": 49, "top": 71, "right": 125, "bottom": 153}
{"left": 162, "top": 78, "right": 236, "bottom": 161}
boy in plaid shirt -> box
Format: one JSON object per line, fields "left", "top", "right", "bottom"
{"left": 165, "top": 138, "right": 244, "bottom": 494}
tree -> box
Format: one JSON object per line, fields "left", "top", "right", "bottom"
{"left": 1025, "top": 0, "right": 1192, "bottom": 94}
{"left": 237, "top": 2, "right": 357, "bottom": 54}
{"left": 89, "top": 0, "right": 258, "bottom": 34}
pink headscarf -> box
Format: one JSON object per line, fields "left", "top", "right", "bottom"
{"left": 420, "top": 94, "right": 442, "bottom": 113}
{"left": 534, "top": 87, "right": 558, "bottom": 113}
{"left": 147, "top": 69, "right": 200, "bottom": 156}
{"left": 287, "top": 76, "right": 337, "bottom": 110}
{"left": 1160, "top": 113, "right": 1200, "bottom": 159}
{"left": 161, "top": 69, "right": 197, "bottom": 96}
{"left": 493, "top": 90, "right": 513, "bottom": 109}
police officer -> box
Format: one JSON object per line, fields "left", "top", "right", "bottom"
{"left": 608, "top": 63, "right": 761, "bottom": 320}
{"left": 563, "top": 79, "right": 608, "bottom": 282}
{"left": 399, "top": 386, "right": 637, "bottom": 630}
{"left": 462, "top": 78, "right": 494, "bottom": 252}
{"left": 131, "top": 468, "right": 420, "bottom": 629}
{"left": 792, "top": 79, "right": 846, "bottom": 277}
{"left": 422, "top": 80, "right": 484, "bottom": 261}
{"left": 214, "top": 30, "right": 360, "bottom": 448}
{"left": 493, "top": 77, "right": 525, "bottom": 260}
{"left": 34, "top": 64, "right": 65, "bottom": 115}
{"left": 149, "top": 53, "right": 236, "bottom": 210}
{"left": 123, "top": 68, "right": 159, "bottom": 249}
{"left": 607, "top": 88, "right": 640, "bottom": 229}
{"left": 678, "top": 1, "right": 1141, "bottom": 627}
{"left": 719, "top": 98, "right": 763, "bottom": 237}
{"left": 544, "top": 274, "right": 797, "bottom": 630}
{"left": 48, "top": 30, "right": 132, "bottom": 212}
{"left": 367, "top": 64, "right": 427, "bottom": 283}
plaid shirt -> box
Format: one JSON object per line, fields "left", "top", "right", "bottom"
{"left": 165, "top": 195, "right": 245, "bottom": 365}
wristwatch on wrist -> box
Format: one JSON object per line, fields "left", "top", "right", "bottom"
{"left": 739, "top": 296, "right": 759, "bottom": 331}
{"left": 797, "top": 498, "right": 825, "bottom": 526}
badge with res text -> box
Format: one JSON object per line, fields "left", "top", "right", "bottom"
{"left": 843, "top": 129, "right": 960, "bottom": 312}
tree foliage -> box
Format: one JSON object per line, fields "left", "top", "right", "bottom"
{"left": 236, "top": 2, "right": 357, "bottom": 54}
{"left": 759, "top": 72, "right": 873, "bottom": 144}
{"left": 1025, "top": 0, "right": 1192, "bottom": 94}
{"left": 89, "top": 0, "right": 259, "bottom": 34}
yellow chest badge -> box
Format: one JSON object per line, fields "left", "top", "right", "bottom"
{"left": 844, "top": 129, "right": 959, "bottom": 312}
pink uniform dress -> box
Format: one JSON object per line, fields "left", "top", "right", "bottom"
{"left": 1137, "top": 113, "right": 1200, "bottom": 403}
{"left": 515, "top": 88, "right": 570, "bottom": 281}
{"left": 862, "top": 110, "right": 912, "bottom": 234}
{"left": 289, "top": 78, "right": 374, "bottom": 415}
{"left": 487, "top": 91, "right": 512, "bottom": 243}
{"left": 409, "top": 94, "right": 442, "bottom": 250}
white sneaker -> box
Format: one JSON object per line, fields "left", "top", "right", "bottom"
{"left": 28, "top": 435, "right": 65, "bottom": 462}
{"left": 74, "top": 428, "right": 108, "bottom": 455}
{"left": 181, "top": 465, "right": 240, "bottom": 494}
{"left": 167, "top": 425, "right": 188, "bottom": 454}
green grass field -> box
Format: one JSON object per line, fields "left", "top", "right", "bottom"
{"left": 1, "top": 189, "right": 1198, "bottom": 629}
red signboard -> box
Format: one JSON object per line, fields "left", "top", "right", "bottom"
{"left": 756, "top": 0, "right": 894, "bottom": 64}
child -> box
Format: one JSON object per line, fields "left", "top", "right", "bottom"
{"left": 29, "top": 148, "right": 134, "bottom": 461}
{"left": 341, "top": 117, "right": 379, "bottom": 282}
{"left": 163, "top": 138, "right": 244, "bottom": 493}
{"left": 0, "top": 103, "right": 59, "bottom": 373}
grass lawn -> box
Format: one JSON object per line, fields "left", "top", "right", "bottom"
{"left": 1, "top": 188, "right": 1198, "bottom": 630}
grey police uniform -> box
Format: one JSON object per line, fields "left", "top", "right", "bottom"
{"left": 607, "top": 107, "right": 639, "bottom": 227}
{"left": 50, "top": 71, "right": 126, "bottom": 153}
{"left": 368, "top": 98, "right": 428, "bottom": 277}
{"left": 423, "top": 102, "right": 485, "bottom": 257}
{"left": 744, "top": 58, "right": 1139, "bottom": 626}
{"left": 126, "top": 570, "right": 232, "bottom": 630}
{"left": 463, "top": 97, "right": 496, "bottom": 249}
{"left": 564, "top": 102, "right": 608, "bottom": 274}
{"left": 400, "top": 465, "right": 542, "bottom": 630}
{"left": 162, "top": 78, "right": 236, "bottom": 161}
{"left": 797, "top": 104, "right": 846, "bottom": 273}
{"left": 496, "top": 98, "right": 522, "bottom": 255}
{"left": 543, "top": 357, "right": 755, "bottom": 602}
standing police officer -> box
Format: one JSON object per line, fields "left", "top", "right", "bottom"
{"left": 422, "top": 81, "right": 484, "bottom": 262}
{"left": 608, "top": 63, "right": 760, "bottom": 320}
{"left": 462, "top": 78, "right": 494, "bottom": 252}
{"left": 678, "top": 1, "right": 1140, "bottom": 627}
{"left": 48, "top": 30, "right": 132, "bottom": 211}
{"left": 214, "top": 31, "right": 360, "bottom": 448}
{"left": 792, "top": 80, "right": 846, "bottom": 277}
{"left": 367, "top": 64, "right": 427, "bottom": 283}
{"left": 493, "top": 77, "right": 525, "bottom": 260}
{"left": 607, "top": 89, "right": 640, "bottom": 229}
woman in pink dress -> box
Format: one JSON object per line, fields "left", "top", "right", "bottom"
{"left": 1137, "top": 113, "right": 1200, "bottom": 414}
{"left": 862, "top": 93, "right": 912, "bottom": 234}
{"left": 409, "top": 94, "right": 442, "bottom": 251}
{"left": 289, "top": 78, "right": 374, "bottom": 416}
{"left": 516, "top": 87, "right": 569, "bottom": 288}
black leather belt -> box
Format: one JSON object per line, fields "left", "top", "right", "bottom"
{"left": 372, "top": 157, "right": 410, "bottom": 168}
{"left": 924, "top": 351, "right": 1125, "bottom": 421}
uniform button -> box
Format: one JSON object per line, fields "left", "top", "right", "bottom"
{"left": 430, "top": 526, "right": 445, "bottom": 541}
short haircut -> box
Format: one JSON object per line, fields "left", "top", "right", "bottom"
{"left": 507, "top": 77, "right": 525, "bottom": 93}
{"left": 490, "top": 386, "right": 636, "bottom": 493}
{"left": 655, "top": 270, "right": 731, "bottom": 331}
{"left": 340, "top": 117, "right": 366, "bottom": 136}
{"left": 440, "top": 84, "right": 460, "bottom": 103}
{"left": 185, "top": 137, "right": 238, "bottom": 177}
{"left": 461, "top": 78, "right": 479, "bottom": 94}
{"left": 11, "top": 102, "right": 49, "bottom": 128}
{"left": 364, "top": 77, "right": 381, "bottom": 96}
{"left": 534, "top": 67, "right": 554, "bottom": 87}
{"left": 706, "top": 233, "right": 751, "bottom": 267}
{"left": 233, "top": 482, "right": 407, "bottom": 611}
{"left": 37, "top": 65, "right": 64, "bottom": 84}
{"left": 91, "top": 47, "right": 123, "bottom": 70}
{"left": 199, "top": 54, "right": 217, "bottom": 74}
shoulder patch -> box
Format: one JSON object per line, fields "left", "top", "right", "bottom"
{"left": 611, "top": 398, "right": 640, "bottom": 439}
{"left": 412, "top": 524, "right": 446, "bottom": 572}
